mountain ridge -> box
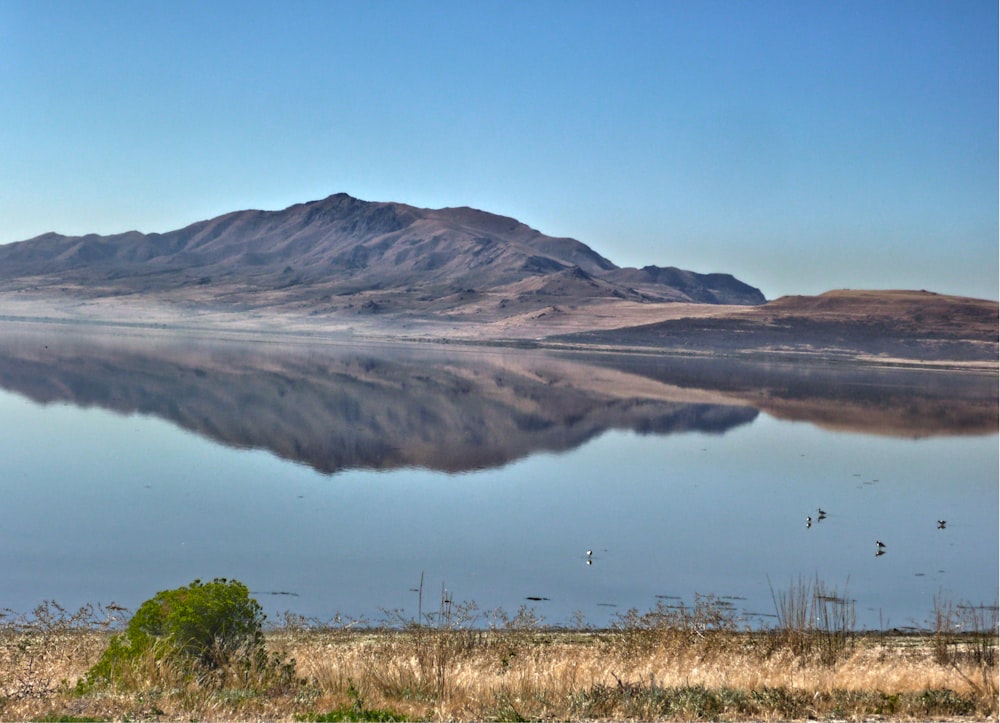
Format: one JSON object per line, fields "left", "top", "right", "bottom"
{"left": 0, "top": 193, "right": 765, "bottom": 306}
{"left": 2, "top": 195, "right": 993, "bottom": 367}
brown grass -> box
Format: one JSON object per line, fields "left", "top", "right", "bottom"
{"left": 276, "top": 628, "right": 995, "bottom": 721}
{"left": 1, "top": 595, "right": 996, "bottom": 722}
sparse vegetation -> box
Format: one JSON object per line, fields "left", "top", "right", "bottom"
{"left": 930, "top": 592, "right": 999, "bottom": 702}
{"left": 769, "top": 574, "right": 857, "bottom": 663}
{"left": 0, "top": 579, "right": 995, "bottom": 721}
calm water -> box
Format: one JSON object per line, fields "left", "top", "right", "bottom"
{"left": 0, "top": 324, "right": 996, "bottom": 630}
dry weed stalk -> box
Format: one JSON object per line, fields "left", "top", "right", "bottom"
{"left": 0, "top": 602, "right": 123, "bottom": 702}
{"left": 0, "top": 594, "right": 996, "bottom": 721}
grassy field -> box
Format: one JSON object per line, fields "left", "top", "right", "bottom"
{"left": 1, "top": 592, "right": 996, "bottom": 722}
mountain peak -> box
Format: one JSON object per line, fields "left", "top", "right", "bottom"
{"left": 0, "top": 194, "right": 766, "bottom": 312}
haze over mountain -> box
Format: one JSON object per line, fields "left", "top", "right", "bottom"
{"left": 0, "top": 193, "right": 765, "bottom": 311}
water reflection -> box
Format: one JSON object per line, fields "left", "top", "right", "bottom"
{"left": 0, "top": 322, "right": 995, "bottom": 627}
{"left": 0, "top": 323, "right": 994, "bottom": 475}
{"left": 566, "top": 351, "right": 998, "bottom": 437}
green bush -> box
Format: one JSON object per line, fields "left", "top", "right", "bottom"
{"left": 81, "top": 578, "right": 294, "bottom": 691}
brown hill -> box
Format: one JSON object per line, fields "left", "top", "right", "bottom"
{"left": 0, "top": 193, "right": 765, "bottom": 309}
{"left": 1, "top": 198, "right": 992, "bottom": 367}
{"left": 553, "top": 289, "right": 999, "bottom": 364}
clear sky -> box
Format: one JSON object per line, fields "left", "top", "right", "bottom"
{"left": 1, "top": 0, "right": 997, "bottom": 300}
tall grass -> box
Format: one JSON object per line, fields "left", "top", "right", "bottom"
{"left": 768, "top": 575, "right": 856, "bottom": 662}
{"left": 930, "top": 592, "right": 999, "bottom": 700}
{"left": 1, "top": 589, "right": 996, "bottom": 722}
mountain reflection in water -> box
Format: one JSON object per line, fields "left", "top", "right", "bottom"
{"left": 0, "top": 323, "right": 994, "bottom": 475}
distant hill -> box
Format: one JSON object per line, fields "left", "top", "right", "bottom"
{"left": 0, "top": 193, "right": 766, "bottom": 308}
{"left": 554, "top": 289, "right": 999, "bottom": 364}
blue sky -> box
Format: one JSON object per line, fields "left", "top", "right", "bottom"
{"left": 1, "top": 0, "right": 996, "bottom": 300}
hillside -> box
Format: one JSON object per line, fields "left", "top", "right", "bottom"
{"left": 553, "top": 289, "right": 999, "bottom": 364}
{"left": 0, "top": 193, "right": 765, "bottom": 313}
{"left": 0, "top": 196, "right": 994, "bottom": 366}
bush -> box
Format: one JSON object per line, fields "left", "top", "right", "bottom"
{"left": 81, "top": 578, "right": 295, "bottom": 691}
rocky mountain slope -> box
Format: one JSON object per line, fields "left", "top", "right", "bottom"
{"left": 0, "top": 193, "right": 765, "bottom": 310}
{"left": 1, "top": 196, "right": 993, "bottom": 367}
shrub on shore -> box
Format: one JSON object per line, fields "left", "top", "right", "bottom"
{"left": 78, "top": 578, "right": 297, "bottom": 694}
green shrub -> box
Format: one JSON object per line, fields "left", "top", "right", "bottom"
{"left": 296, "top": 708, "right": 409, "bottom": 722}
{"left": 80, "top": 578, "right": 294, "bottom": 691}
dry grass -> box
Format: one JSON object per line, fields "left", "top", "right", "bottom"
{"left": 279, "top": 630, "right": 994, "bottom": 720}
{"left": 1, "top": 596, "right": 996, "bottom": 722}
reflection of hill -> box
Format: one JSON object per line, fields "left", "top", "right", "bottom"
{"left": 0, "top": 326, "right": 759, "bottom": 474}
{"left": 573, "top": 352, "right": 998, "bottom": 437}
{"left": 0, "top": 325, "right": 993, "bottom": 476}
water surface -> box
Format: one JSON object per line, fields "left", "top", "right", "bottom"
{"left": 0, "top": 324, "right": 995, "bottom": 629}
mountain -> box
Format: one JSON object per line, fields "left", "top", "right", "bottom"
{"left": 4, "top": 195, "right": 991, "bottom": 367}
{"left": 0, "top": 193, "right": 766, "bottom": 310}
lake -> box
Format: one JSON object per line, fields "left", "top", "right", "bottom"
{"left": 0, "top": 322, "right": 996, "bottom": 630}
